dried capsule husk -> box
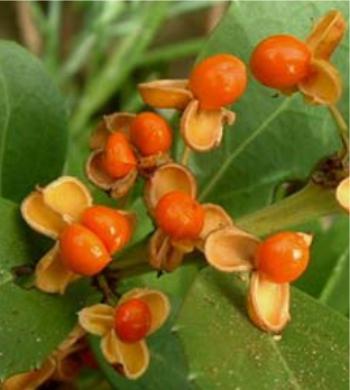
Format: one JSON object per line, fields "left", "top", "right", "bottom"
{"left": 2, "top": 325, "right": 85, "bottom": 389}
{"left": 104, "top": 112, "right": 135, "bottom": 134}
{"left": 85, "top": 150, "right": 138, "bottom": 199}
{"left": 171, "top": 238, "right": 195, "bottom": 254}
{"left": 138, "top": 79, "right": 193, "bottom": 110}
{"left": 110, "top": 169, "right": 138, "bottom": 199}
{"left": 102, "top": 330, "right": 150, "bottom": 380}
{"left": 180, "top": 100, "right": 236, "bottom": 152}
{"left": 197, "top": 203, "right": 233, "bottom": 250}
{"left": 119, "top": 288, "right": 170, "bottom": 335}
{"left": 87, "top": 114, "right": 137, "bottom": 199}
{"left": 89, "top": 113, "right": 134, "bottom": 150}
{"left": 79, "top": 289, "right": 170, "bottom": 380}
{"left": 52, "top": 354, "right": 80, "bottom": 382}
{"left": 35, "top": 244, "right": 80, "bottom": 294}
{"left": 79, "top": 304, "right": 115, "bottom": 336}
{"left": 306, "top": 10, "right": 346, "bottom": 60}
{"left": 204, "top": 226, "right": 258, "bottom": 272}
{"left": 336, "top": 176, "right": 350, "bottom": 213}
{"left": 144, "top": 163, "right": 197, "bottom": 215}
{"left": 21, "top": 176, "right": 92, "bottom": 237}
{"left": 137, "top": 152, "right": 172, "bottom": 177}
{"left": 90, "top": 120, "right": 110, "bottom": 150}
{"left": 299, "top": 59, "right": 342, "bottom": 105}
{"left": 21, "top": 177, "right": 92, "bottom": 294}
{"left": 52, "top": 325, "right": 86, "bottom": 381}
{"left": 55, "top": 325, "right": 86, "bottom": 356}
{"left": 2, "top": 358, "right": 56, "bottom": 390}
{"left": 85, "top": 150, "right": 116, "bottom": 190}
{"left": 247, "top": 272, "right": 290, "bottom": 333}
{"left": 42, "top": 176, "right": 92, "bottom": 223}
{"left": 21, "top": 191, "right": 66, "bottom": 239}
{"left": 149, "top": 229, "right": 185, "bottom": 271}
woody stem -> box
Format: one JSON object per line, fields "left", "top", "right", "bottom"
{"left": 112, "top": 182, "right": 342, "bottom": 280}
{"left": 328, "top": 104, "right": 349, "bottom": 160}
{"left": 96, "top": 274, "right": 119, "bottom": 305}
{"left": 237, "top": 182, "right": 341, "bottom": 237}
{"left": 181, "top": 145, "right": 191, "bottom": 165}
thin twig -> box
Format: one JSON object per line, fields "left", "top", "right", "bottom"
{"left": 181, "top": 145, "right": 191, "bottom": 165}
{"left": 237, "top": 182, "right": 340, "bottom": 236}
{"left": 16, "top": 1, "right": 42, "bottom": 55}
{"left": 29, "top": 1, "right": 47, "bottom": 36}
{"left": 96, "top": 274, "right": 119, "bottom": 305}
{"left": 328, "top": 104, "right": 349, "bottom": 159}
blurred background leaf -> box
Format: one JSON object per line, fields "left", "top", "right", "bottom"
{"left": 0, "top": 41, "right": 68, "bottom": 203}
{"left": 0, "top": 1, "right": 348, "bottom": 388}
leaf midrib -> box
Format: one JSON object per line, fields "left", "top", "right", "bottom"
{"left": 269, "top": 337, "right": 302, "bottom": 389}
{"left": 0, "top": 65, "right": 11, "bottom": 195}
{"left": 199, "top": 97, "right": 293, "bottom": 201}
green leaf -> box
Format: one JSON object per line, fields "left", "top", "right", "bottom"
{"left": 88, "top": 3, "right": 349, "bottom": 387}
{"left": 0, "top": 197, "right": 44, "bottom": 278}
{"left": 0, "top": 198, "right": 91, "bottom": 379}
{"left": 190, "top": 1, "right": 349, "bottom": 217}
{"left": 177, "top": 268, "right": 349, "bottom": 389}
{"left": 0, "top": 279, "right": 91, "bottom": 380}
{"left": 0, "top": 41, "right": 68, "bottom": 203}
{"left": 295, "top": 215, "right": 349, "bottom": 316}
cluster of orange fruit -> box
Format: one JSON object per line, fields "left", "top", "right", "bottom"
{"left": 60, "top": 31, "right": 325, "bottom": 279}
{"left": 13, "top": 10, "right": 346, "bottom": 385}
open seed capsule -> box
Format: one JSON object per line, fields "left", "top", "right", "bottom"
{"left": 247, "top": 272, "right": 290, "bottom": 333}
{"left": 204, "top": 226, "right": 258, "bottom": 272}
{"left": 180, "top": 100, "right": 236, "bottom": 152}
{"left": 144, "top": 163, "right": 197, "bottom": 215}
{"left": 138, "top": 79, "right": 192, "bottom": 110}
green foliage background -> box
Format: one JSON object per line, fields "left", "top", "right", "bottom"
{"left": 0, "top": 1, "right": 348, "bottom": 389}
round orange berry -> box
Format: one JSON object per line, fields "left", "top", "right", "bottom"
{"left": 250, "top": 34, "right": 311, "bottom": 89}
{"left": 101, "top": 132, "right": 137, "bottom": 179}
{"left": 188, "top": 53, "right": 247, "bottom": 110}
{"left": 155, "top": 191, "right": 204, "bottom": 240}
{"left": 59, "top": 224, "right": 111, "bottom": 276}
{"left": 130, "top": 112, "right": 172, "bottom": 156}
{"left": 114, "top": 298, "right": 151, "bottom": 343}
{"left": 81, "top": 206, "right": 132, "bottom": 255}
{"left": 255, "top": 231, "right": 310, "bottom": 283}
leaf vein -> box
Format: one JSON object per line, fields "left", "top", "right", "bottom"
{"left": 319, "top": 248, "right": 350, "bottom": 303}
{"left": 199, "top": 97, "right": 292, "bottom": 201}
{"left": 269, "top": 337, "right": 302, "bottom": 390}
